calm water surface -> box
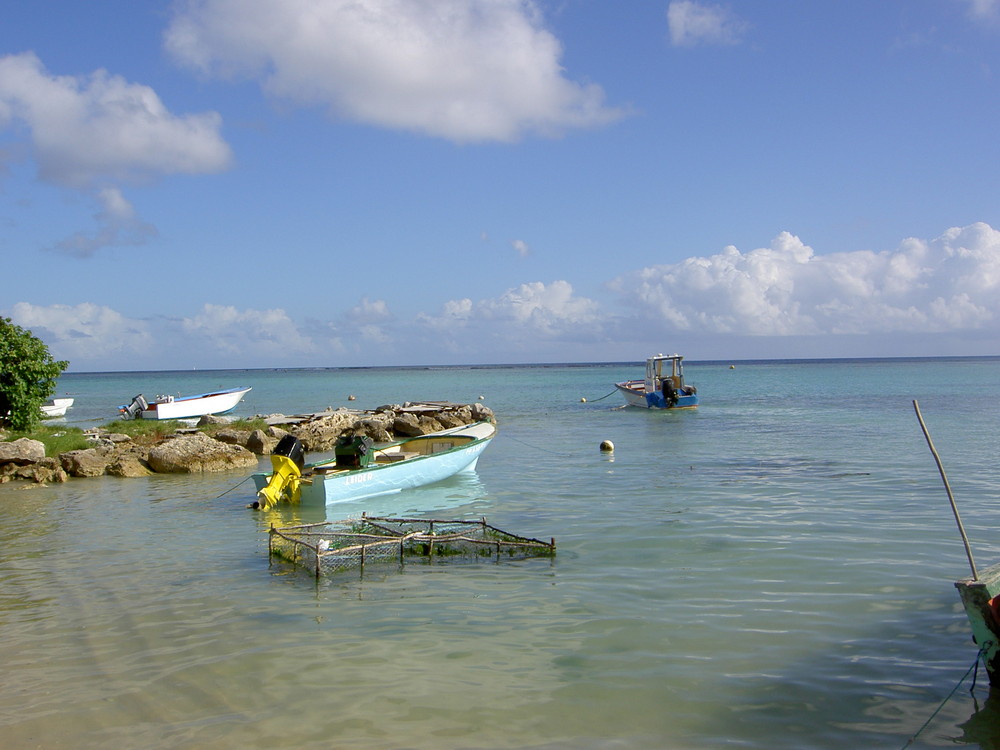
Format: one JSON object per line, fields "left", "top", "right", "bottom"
{"left": 2, "top": 358, "right": 1000, "bottom": 749}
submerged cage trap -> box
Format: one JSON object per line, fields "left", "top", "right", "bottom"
{"left": 268, "top": 514, "right": 556, "bottom": 577}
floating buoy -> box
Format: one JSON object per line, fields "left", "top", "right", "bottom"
{"left": 348, "top": 395, "right": 356, "bottom": 401}
{"left": 478, "top": 395, "right": 485, "bottom": 400}
{"left": 599, "top": 440, "right": 614, "bottom": 453}
{"left": 730, "top": 365, "right": 735, "bottom": 369}
{"left": 580, "top": 397, "right": 587, "bottom": 403}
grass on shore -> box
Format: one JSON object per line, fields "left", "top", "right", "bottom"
{"left": 4, "top": 418, "right": 271, "bottom": 457}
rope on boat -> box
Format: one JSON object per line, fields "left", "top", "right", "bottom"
{"left": 899, "top": 648, "right": 985, "bottom": 749}
{"left": 213, "top": 474, "right": 254, "bottom": 500}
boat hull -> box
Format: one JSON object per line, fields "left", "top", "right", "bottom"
{"left": 252, "top": 422, "right": 495, "bottom": 507}
{"left": 132, "top": 387, "right": 251, "bottom": 420}
{"left": 40, "top": 398, "right": 74, "bottom": 418}
{"left": 615, "top": 381, "right": 698, "bottom": 409}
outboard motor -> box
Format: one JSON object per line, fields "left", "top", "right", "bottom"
{"left": 335, "top": 435, "right": 374, "bottom": 468}
{"left": 119, "top": 394, "right": 148, "bottom": 419}
{"left": 273, "top": 434, "right": 305, "bottom": 470}
{"left": 253, "top": 435, "right": 306, "bottom": 510}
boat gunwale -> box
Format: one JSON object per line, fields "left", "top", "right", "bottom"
{"left": 306, "top": 421, "right": 496, "bottom": 477}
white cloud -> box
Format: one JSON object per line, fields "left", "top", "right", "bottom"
{"left": 165, "top": 0, "right": 625, "bottom": 142}
{"left": 667, "top": 1, "right": 749, "bottom": 47}
{"left": 610, "top": 222, "right": 1000, "bottom": 336}
{"left": 964, "top": 0, "right": 1000, "bottom": 22}
{"left": 182, "top": 304, "right": 315, "bottom": 357}
{"left": 420, "top": 280, "right": 599, "bottom": 335}
{"left": 0, "top": 52, "right": 233, "bottom": 256}
{"left": 48, "top": 187, "right": 157, "bottom": 258}
{"left": 0, "top": 52, "right": 232, "bottom": 188}
{"left": 7, "top": 302, "right": 154, "bottom": 362}
{"left": 512, "top": 239, "right": 530, "bottom": 257}
{"left": 8, "top": 223, "right": 1000, "bottom": 369}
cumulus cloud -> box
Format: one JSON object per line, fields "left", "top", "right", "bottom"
{"left": 512, "top": 239, "right": 530, "bottom": 257}
{"left": 165, "top": 0, "right": 625, "bottom": 142}
{"left": 0, "top": 52, "right": 232, "bottom": 255}
{"left": 182, "top": 304, "right": 315, "bottom": 357}
{"left": 0, "top": 52, "right": 232, "bottom": 187}
{"left": 420, "top": 280, "right": 599, "bottom": 334}
{"left": 610, "top": 223, "right": 1000, "bottom": 336}
{"left": 7, "top": 302, "right": 154, "bottom": 362}
{"left": 667, "top": 1, "right": 749, "bottom": 47}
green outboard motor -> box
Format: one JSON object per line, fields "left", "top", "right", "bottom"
{"left": 335, "top": 435, "right": 374, "bottom": 468}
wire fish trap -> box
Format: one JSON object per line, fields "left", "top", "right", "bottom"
{"left": 268, "top": 513, "right": 556, "bottom": 578}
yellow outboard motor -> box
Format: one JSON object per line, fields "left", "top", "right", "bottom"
{"left": 253, "top": 435, "right": 305, "bottom": 510}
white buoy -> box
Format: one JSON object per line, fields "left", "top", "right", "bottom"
{"left": 599, "top": 440, "right": 614, "bottom": 453}
{"left": 348, "top": 395, "right": 356, "bottom": 401}
{"left": 479, "top": 395, "right": 485, "bottom": 400}
{"left": 581, "top": 397, "right": 587, "bottom": 403}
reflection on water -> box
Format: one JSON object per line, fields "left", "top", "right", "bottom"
{"left": 5, "top": 359, "right": 1000, "bottom": 749}
{"left": 960, "top": 689, "right": 1000, "bottom": 748}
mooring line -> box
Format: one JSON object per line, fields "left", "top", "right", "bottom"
{"left": 500, "top": 433, "right": 577, "bottom": 457}
{"left": 214, "top": 475, "right": 254, "bottom": 499}
{"left": 581, "top": 389, "right": 618, "bottom": 403}
{"left": 900, "top": 650, "right": 984, "bottom": 749}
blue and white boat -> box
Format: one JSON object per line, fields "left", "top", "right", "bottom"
{"left": 614, "top": 354, "right": 699, "bottom": 409}
{"left": 251, "top": 421, "right": 496, "bottom": 510}
{"left": 119, "top": 386, "right": 251, "bottom": 420}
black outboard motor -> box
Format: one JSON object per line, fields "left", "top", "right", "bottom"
{"left": 273, "top": 434, "right": 305, "bottom": 471}
{"left": 662, "top": 379, "right": 677, "bottom": 407}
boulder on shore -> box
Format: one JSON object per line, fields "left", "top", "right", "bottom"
{"left": 0, "top": 400, "right": 496, "bottom": 484}
{"left": 147, "top": 432, "right": 258, "bottom": 474}
{"left": 0, "top": 438, "right": 46, "bottom": 465}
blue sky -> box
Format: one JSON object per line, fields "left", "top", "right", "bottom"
{"left": 2, "top": 0, "right": 999, "bottom": 371}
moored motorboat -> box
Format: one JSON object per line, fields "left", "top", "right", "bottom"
{"left": 252, "top": 421, "right": 496, "bottom": 510}
{"left": 615, "top": 354, "right": 698, "bottom": 409}
{"left": 40, "top": 397, "right": 74, "bottom": 418}
{"left": 119, "top": 386, "right": 251, "bottom": 420}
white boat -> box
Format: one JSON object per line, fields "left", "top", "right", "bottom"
{"left": 252, "top": 421, "right": 496, "bottom": 510}
{"left": 119, "top": 386, "right": 251, "bottom": 420}
{"left": 615, "top": 354, "right": 699, "bottom": 409}
{"left": 40, "top": 397, "right": 74, "bottom": 418}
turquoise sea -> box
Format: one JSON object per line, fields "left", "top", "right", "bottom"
{"left": 3, "top": 358, "right": 1000, "bottom": 749}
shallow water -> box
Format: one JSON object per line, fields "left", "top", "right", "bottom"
{"left": 3, "top": 358, "right": 1000, "bottom": 748}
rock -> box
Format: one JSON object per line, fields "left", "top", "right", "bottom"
{"left": 435, "top": 405, "right": 473, "bottom": 428}
{"left": 348, "top": 416, "right": 394, "bottom": 443}
{"left": 392, "top": 413, "right": 444, "bottom": 437}
{"left": 197, "top": 414, "right": 230, "bottom": 426}
{"left": 213, "top": 428, "right": 252, "bottom": 447}
{"left": 22, "top": 457, "right": 68, "bottom": 484}
{"left": 289, "top": 410, "right": 358, "bottom": 451}
{"left": 246, "top": 429, "right": 277, "bottom": 455}
{"left": 60, "top": 448, "right": 111, "bottom": 477}
{"left": 0, "top": 438, "right": 46, "bottom": 465}
{"left": 470, "top": 403, "right": 495, "bottom": 422}
{"left": 147, "top": 432, "right": 258, "bottom": 474}
{"left": 106, "top": 446, "right": 153, "bottom": 478}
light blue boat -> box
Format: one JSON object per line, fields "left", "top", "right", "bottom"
{"left": 614, "top": 353, "right": 699, "bottom": 409}
{"left": 251, "top": 421, "right": 496, "bottom": 509}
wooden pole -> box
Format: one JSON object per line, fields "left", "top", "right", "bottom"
{"left": 913, "top": 399, "right": 978, "bottom": 580}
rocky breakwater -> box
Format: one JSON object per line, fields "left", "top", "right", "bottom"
{"left": 0, "top": 401, "right": 496, "bottom": 485}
